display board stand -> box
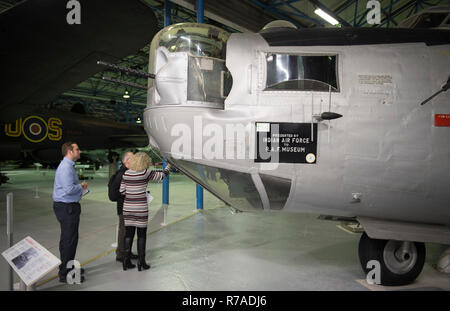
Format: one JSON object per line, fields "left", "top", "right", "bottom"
{"left": 2, "top": 236, "right": 61, "bottom": 291}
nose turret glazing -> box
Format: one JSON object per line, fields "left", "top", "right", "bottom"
{"left": 147, "top": 23, "right": 231, "bottom": 109}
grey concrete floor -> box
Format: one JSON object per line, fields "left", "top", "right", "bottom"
{"left": 0, "top": 167, "right": 449, "bottom": 291}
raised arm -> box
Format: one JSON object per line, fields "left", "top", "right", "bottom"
{"left": 146, "top": 163, "right": 172, "bottom": 182}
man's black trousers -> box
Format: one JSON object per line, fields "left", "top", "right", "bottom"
{"left": 53, "top": 202, "right": 81, "bottom": 277}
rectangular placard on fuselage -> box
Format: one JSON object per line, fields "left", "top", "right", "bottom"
{"left": 255, "top": 122, "right": 318, "bottom": 164}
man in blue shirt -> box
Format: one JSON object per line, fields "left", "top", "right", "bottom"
{"left": 53, "top": 142, "right": 88, "bottom": 283}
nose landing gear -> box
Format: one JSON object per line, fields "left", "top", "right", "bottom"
{"left": 358, "top": 232, "right": 426, "bottom": 286}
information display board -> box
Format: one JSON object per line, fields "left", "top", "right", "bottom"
{"left": 2, "top": 236, "right": 61, "bottom": 286}
{"left": 255, "top": 122, "right": 318, "bottom": 164}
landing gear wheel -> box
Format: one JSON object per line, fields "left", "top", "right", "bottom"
{"left": 358, "top": 232, "right": 426, "bottom": 286}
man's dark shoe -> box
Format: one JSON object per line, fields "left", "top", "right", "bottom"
{"left": 116, "top": 257, "right": 124, "bottom": 263}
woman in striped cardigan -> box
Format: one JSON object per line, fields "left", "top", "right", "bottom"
{"left": 120, "top": 152, "right": 172, "bottom": 271}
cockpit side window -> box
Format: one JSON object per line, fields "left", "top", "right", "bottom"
{"left": 265, "top": 54, "right": 339, "bottom": 92}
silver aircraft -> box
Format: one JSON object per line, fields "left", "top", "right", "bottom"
{"left": 103, "top": 20, "right": 450, "bottom": 286}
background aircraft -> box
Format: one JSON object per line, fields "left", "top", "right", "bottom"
{"left": 0, "top": 0, "right": 158, "bottom": 111}
{"left": 0, "top": 0, "right": 158, "bottom": 164}
{"left": 0, "top": 103, "right": 148, "bottom": 163}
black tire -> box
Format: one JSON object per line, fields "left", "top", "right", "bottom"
{"left": 358, "top": 232, "right": 426, "bottom": 286}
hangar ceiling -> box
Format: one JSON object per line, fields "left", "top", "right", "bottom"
{"left": 0, "top": 0, "right": 446, "bottom": 123}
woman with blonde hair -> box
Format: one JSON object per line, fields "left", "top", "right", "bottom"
{"left": 120, "top": 152, "right": 172, "bottom": 271}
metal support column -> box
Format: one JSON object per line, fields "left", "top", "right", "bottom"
{"left": 387, "top": 0, "right": 394, "bottom": 28}
{"left": 196, "top": 182, "right": 204, "bottom": 211}
{"left": 162, "top": 0, "right": 171, "bottom": 218}
{"left": 125, "top": 100, "right": 130, "bottom": 124}
{"left": 197, "top": 0, "right": 204, "bottom": 23}
{"left": 164, "top": 0, "right": 172, "bottom": 26}
{"left": 162, "top": 159, "right": 169, "bottom": 205}
{"left": 196, "top": 0, "right": 204, "bottom": 210}
{"left": 115, "top": 101, "right": 120, "bottom": 122}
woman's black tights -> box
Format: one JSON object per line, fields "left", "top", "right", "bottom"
{"left": 125, "top": 226, "right": 147, "bottom": 239}
{"left": 124, "top": 226, "right": 150, "bottom": 270}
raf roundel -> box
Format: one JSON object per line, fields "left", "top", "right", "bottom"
{"left": 30, "top": 123, "right": 42, "bottom": 135}
{"left": 22, "top": 116, "right": 48, "bottom": 143}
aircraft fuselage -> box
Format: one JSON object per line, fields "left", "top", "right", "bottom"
{"left": 144, "top": 24, "right": 450, "bottom": 244}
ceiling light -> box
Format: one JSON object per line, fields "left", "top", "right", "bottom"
{"left": 314, "top": 8, "right": 339, "bottom": 25}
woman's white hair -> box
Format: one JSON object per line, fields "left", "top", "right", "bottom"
{"left": 128, "top": 152, "right": 150, "bottom": 171}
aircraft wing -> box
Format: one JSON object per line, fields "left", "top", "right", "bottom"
{"left": 0, "top": 0, "right": 158, "bottom": 110}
